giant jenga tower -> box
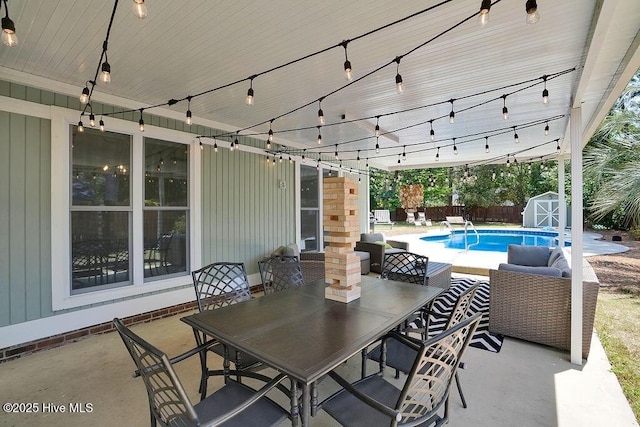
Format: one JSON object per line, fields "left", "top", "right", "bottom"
{"left": 323, "top": 176, "right": 361, "bottom": 303}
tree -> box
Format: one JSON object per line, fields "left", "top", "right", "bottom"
{"left": 583, "top": 70, "right": 640, "bottom": 229}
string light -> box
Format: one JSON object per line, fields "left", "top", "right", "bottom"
{"left": 132, "top": 0, "right": 147, "bottom": 19}
{"left": 246, "top": 77, "right": 255, "bottom": 105}
{"left": 502, "top": 94, "right": 509, "bottom": 120}
{"left": 429, "top": 120, "right": 435, "bottom": 141}
{"left": 449, "top": 99, "right": 455, "bottom": 124}
{"left": 375, "top": 116, "right": 380, "bottom": 137}
{"left": 556, "top": 139, "right": 561, "bottom": 151}
{"left": 334, "top": 144, "right": 339, "bottom": 160}
{"left": 302, "top": 150, "right": 306, "bottom": 163}
{"left": 479, "top": 0, "right": 491, "bottom": 27}
{"left": 397, "top": 154, "right": 401, "bottom": 165}
{"left": 99, "top": 117, "right": 105, "bottom": 132}
{"left": 138, "top": 109, "right": 145, "bottom": 132}
{"left": 289, "top": 156, "right": 293, "bottom": 164}
{"left": 435, "top": 147, "right": 440, "bottom": 161}
{"left": 542, "top": 75, "right": 549, "bottom": 104}
{"left": 77, "top": 119, "right": 84, "bottom": 133}
{"left": 357, "top": 150, "right": 361, "bottom": 164}
{"left": 402, "top": 146, "right": 406, "bottom": 161}
{"left": 186, "top": 96, "right": 192, "bottom": 125}
{"left": 316, "top": 159, "right": 320, "bottom": 170}
{"left": 1, "top": 0, "right": 18, "bottom": 47}
{"left": 79, "top": 85, "right": 90, "bottom": 105}
{"left": 544, "top": 121, "right": 549, "bottom": 135}
{"left": 279, "top": 154, "right": 283, "bottom": 163}
{"left": 506, "top": 154, "right": 511, "bottom": 167}
{"left": 485, "top": 136, "right": 490, "bottom": 153}
{"left": 199, "top": 139, "right": 203, "bottom": 150}
{"left": 453, "top": 138, "right": 458, "bottom": 155}
{"left": 375, "top": 137, "right": 380, "bottom": 154}
{"left": 317, "top": 99, "right": 325, "bottom": 125}
{"left": 213, "top": 139, "right": 218, "bottom": 152}
{"left": 342, "top": 40, "right": 352, "bottom": 81}
{"left": 317, "top": 126, "right": 322, "bottom": 144}
{"left": 267, "top": 120, "right": 274, "bottom": 148}
{"left": 513, "top": 126, "right": 519, "bottom": 143}
{"left": 100, "top": 43, "right": 111, "bottom": 83}
{"left": 366, "top": 158, "right": 369, "bottom": 168}
{"left": 394, "top": 57, "right": 404, "bottom": 93}
{"left": 89, "top": 112, "right": 96, "bottom": 127}
{"left": 525, "top": 0, "right": 540, "bottom": 24}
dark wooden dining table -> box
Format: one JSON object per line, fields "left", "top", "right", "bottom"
{"left": 181, "top": 275, "right": 444, "bottom": 426}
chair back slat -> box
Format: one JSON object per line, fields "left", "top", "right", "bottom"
{"left": 191, "top": 262, "right": 251, "bottom": 311}
{"left": 258, "top": 256, "right": 304, "bottom": 295}
{"left": 445, "top": 284, "right": 478, "bottom": 330}
{"left": 396, "top": 313, "right": 481, "bottom": 424}
{"left": 114, "top": 319, "right": 198, "bottom": 426}
{"left": 381, "top": 252, "right": 429, "bottom": 286}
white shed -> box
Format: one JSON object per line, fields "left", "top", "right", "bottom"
{"left": 522, "top": 191, "right": 572, "bottom": 228}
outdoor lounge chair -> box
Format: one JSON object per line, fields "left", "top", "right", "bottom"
{"left": 373, "top": 209, "right": 394, "bottom": 228}
{"left": 321, "top": 313, "right": 481, "bottom": 427}
{"left": 113, "top": 318, "right": 290, "bottom": 427}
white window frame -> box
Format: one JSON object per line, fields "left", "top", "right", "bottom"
{"left": 51, "top": 106, "right": 202, "bottom": 310}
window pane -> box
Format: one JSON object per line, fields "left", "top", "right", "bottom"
{"left": 143, "top": 210, "right": 188, "bottom": 279}
{"left": 300, "top": 210, "right": 319, "bottom": 252}
{"left": 145, "top": 138, "right": 188, "bottom": 207}
{"left": 301, "top": 165, "right": 319, "bottom": 208}
{"left": 71, "top": 211, "right": 130, "bottom": 292}
{"left": 72, "top": 127, "right": 131, "bottom": 206}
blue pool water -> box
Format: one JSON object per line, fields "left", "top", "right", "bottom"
{"left": 420, "top": 229, "right": 570, "bottom": 253}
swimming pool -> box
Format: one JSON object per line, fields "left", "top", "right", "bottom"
{"left": 420, "top": 229, "right": 570, "bottom": 252}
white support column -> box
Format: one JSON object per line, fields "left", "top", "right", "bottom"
{"left": 570, "top": 107, "right": 584, "bottom": 365}
{"left": 557, "top": 155, "right": 566, "bottom": 247}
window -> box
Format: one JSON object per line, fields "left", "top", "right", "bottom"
{"left": 51, "top": 107, "right": 199, "bottom": 310}
{"left": 299, "top": 165, "right": 333, "bottom": 252}
{"left": 71, "top": 128, "right": 132, "bottom": 293}
{"left": 143, "top": 138, "right": 189, "bottom": 279}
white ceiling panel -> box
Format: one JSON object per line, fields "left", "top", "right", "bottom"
{"left": 0, "top": 0, "right": 638, "bottom": 171}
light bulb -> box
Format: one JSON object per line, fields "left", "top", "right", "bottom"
{"left": 318, "top": 108, "right": 325, "bottom": 125}
{"left": 186, "top": 110, "right": 192, "bottom": 125}
{"left": 485, "top": 138, "right": 490, "bottom": 153}
{"left": 503, "top": 106, "right": 509, "bottom": 120}
{"left": 199, "top": 140, "right": 204, "bottom": 150}
{"left": 317, "top": 132, "right": 322, "bottom": 145}
{"left": 375, "top": 143, "right": 380, "bottom": 154}
{"left": 89, "top": 113, "right": 95, "bottom": 127}
{"left": 214, "top": 142, "right": 218, "bottom": 152}
{"left": 526, "top": 0, "right": 539, "bottom": 24}
{"left": 435, "top": 148, "right": 440, "bottom": 161}
{"left": 79, "top": 87, "right": 90, "bottom": 104}
{"left": 479, "top": 0, "right": 491, "bottom": 27}
{"left": 100, "top": 62, "right": 111, "bottom": 83}
{"left": 449, "top": 110, "right": 455, "bottom": 124}
{"left": 246, "top": 87, "right": 254, "bottom": 105}
{"left": 375, "top": 123, "right": 380, "bottom": 137}
{"left": 395, "top": 73, "right": 404, "bottom": 93}
{"left": 344, "top": 60, "right": 352, "bottom": 81}
{"left": 544, "top": 123, "right": 550, "bottom": 135}
{"left": 99, "top": 119, "right": 105, "bottom": 132}
{"left": 139, "top": 118, "right": 145, "bottom": 132}
{"left": 542, "top": 88, "right": 549, "bottom": 104}
{"left": 514, "top": 132, "right": 519, "bottom": 143}
{"left": 268, "top": 128, "right": 274, "bottom": 142}
{"left": 1, "top": 17, "right": 18, "bottom": 47}
{"left": 453, "top": 145, "right": 458, "bottom": 155}
{"left": 132, "top": 0, "right": 147, "bottom": 19}
{"left": 77, "top": 121, "right": 84, "bottom": 132}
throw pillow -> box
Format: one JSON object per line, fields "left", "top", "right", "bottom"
{"left": 507, "top": 244, "right": 551, "bottom": 267}
{"left": 374, "top": 241, "right": 392, "bottom": 249}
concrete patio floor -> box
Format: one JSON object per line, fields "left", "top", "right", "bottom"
{"left": 0, "top": 294, "right": 636, "bottom": 427}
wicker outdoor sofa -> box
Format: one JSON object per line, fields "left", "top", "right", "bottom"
{"left": 489, "top": 245, "right": 600, "bottom": 359}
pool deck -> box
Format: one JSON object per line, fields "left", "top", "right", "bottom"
{"left": 391, "top": 228, "right": 629, "bottom": 275}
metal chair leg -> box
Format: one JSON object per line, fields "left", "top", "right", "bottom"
{"left": 455, "top": 371, "right": 467, "bottom": 408}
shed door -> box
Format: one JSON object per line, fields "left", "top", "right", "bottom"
{"left": 534, "top": 199, "right": 559, "bottom": 227}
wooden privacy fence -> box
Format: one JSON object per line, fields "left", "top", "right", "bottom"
{"left": 396, "top": 205, "right": 523, "bottom": 224}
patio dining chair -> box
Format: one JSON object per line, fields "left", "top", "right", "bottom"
{"left": 191, "top": 262, "right": 265, "bottom": 399}
{"left": 258, "top": 255, "right": 304, "bottom": 295}
{"left": 113, "top": 318, "right": 290, "bottom": 427}
{"left": 321, "top": 313, "right": 481, "bottom": 427}
{"left": 365, "top": 284, "right": 479, "bottom": 408}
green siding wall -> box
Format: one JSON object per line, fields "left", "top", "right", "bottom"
{"left": 202, "top": 146, "right": 296, "bottom": 275}
{"left": 0, "top": 111, "right": 52, "bottom": 326}
{"left": 0, "top": 80, "right": 297, "bottom": 328}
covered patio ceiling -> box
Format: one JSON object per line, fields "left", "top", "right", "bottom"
{"left": 0, "top": 0, "right": 638, "bottom": 171}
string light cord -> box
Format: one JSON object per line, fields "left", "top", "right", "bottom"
{"left": 91, "top": 0, "right": 458, "bottom": 121}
